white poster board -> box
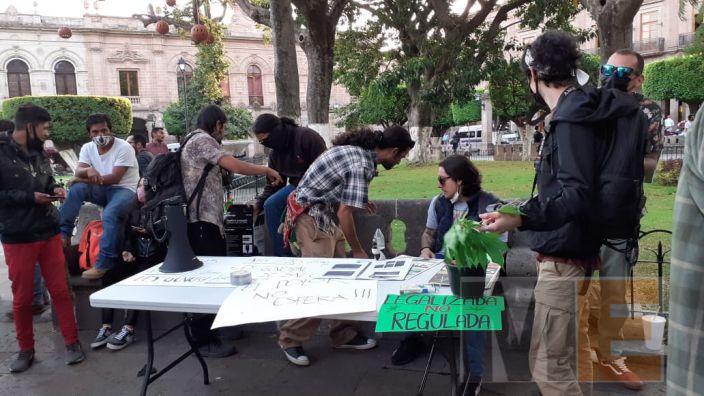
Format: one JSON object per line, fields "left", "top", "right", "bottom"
{"left": 211, "top": 278, "right": 377, "bottom": 329}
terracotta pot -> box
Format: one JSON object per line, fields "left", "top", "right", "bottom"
{"left": 58, "top": 26, "right": 72, "bottom": 39}
{"left": 166, "top": 0, "right": 177, "bottom": 6}
{"left": 191, "top": 24, "right": 209, "bottom": 44}
{"left": 446, "top": 263, "right": 485, "bottom": 298}
{"left": 156, "top": 20, "right": 169, "bottom": 35}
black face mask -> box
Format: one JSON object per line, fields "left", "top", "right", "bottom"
{"left": 530, "top": 77, "right": 549, "bottom": 110}
{"left": 26, "top": 126, "right": 45, "bottom": 151}
{"left": 261, "top": 126, "right": 289, "bottom": 152}
{"left": 600, "top": 74, "right": 630, "bottom": 92}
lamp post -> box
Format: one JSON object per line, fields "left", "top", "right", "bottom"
{"left": 177, "top": 57, "right": 192, "bottom": 133}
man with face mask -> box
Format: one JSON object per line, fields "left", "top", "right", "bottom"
{"left": 479, "top": 31, "right": 646, "bottom": 395}
{"left": 0, "top": 104, "right": 85, "bottom": 372}
{"left": 588, "top": 49, "right": 662, "bottom": 391}
{"left": 252, "top": 114, "right": 327, "bottom": 256}
{"left": 277, "top": 126, "right": 415, "bottom": 367}
{"left": 60, "top": 113, "right": 140, "bottom": 280}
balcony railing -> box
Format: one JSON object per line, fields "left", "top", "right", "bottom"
{"left": 124, "top": 96, "right": 141, "bottom": 105}
{"left": 632, "top": 37, "right": 665, "bottom": 53}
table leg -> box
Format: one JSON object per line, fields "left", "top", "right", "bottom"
{"left": 417, "top": 332, "right": 439, "bottom": 396}
{"left": 184, "top": 314, "right": 210, "bottom": 385}
{"left": 140, "top": 311, "right": 155, "bottom": 396}
{"left": 448, "top": 332, "right": 458, "bottom": 396}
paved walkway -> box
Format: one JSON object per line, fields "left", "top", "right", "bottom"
{"left": 0, "top": 251, "right": 666, "bottom": 395}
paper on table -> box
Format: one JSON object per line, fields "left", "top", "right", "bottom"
{"left": 211, "top": 278, "right": 378, "bottom": 329}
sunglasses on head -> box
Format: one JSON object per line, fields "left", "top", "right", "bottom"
{"left": 438, "top": 176, "right": 451, "bottom": 185}
{"left": 600, "top": 64, "right": 640, "bottom": 78}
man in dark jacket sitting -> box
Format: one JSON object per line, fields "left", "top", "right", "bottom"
{"left": 253, "top": 114, "right": 327, "bottom": 256}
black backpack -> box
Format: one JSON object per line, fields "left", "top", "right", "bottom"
{"left": 142, "top": 132, "right": 214, "bottom": 242}
{"left": 593, "top": 88, "right": 649, "bottom": 242}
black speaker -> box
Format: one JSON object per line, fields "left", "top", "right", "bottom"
{"left": 159, "top": 204, "right": 203, "bottom": 273}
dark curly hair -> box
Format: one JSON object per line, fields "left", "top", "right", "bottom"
{"left": 439, "top": 155, "right": 481, "bottom": 197}
{"left": 521, "top": 31, "right": 580, "bottom": 87}
{"left": 332, "top": 125, "right": 415, "bottom": 151}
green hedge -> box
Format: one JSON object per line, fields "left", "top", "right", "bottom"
{"left": 1, "top": 96, "right": 132, "bottom": 147}
{"left": 643, "top": 55, "right": 704, "bottom": 105}
{"left": 451, "top": 100, "right": 481, "bottom": 125}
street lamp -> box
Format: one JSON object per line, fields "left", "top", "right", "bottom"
{"left": 177, "top": 57, "right": 193, "bottom": 133}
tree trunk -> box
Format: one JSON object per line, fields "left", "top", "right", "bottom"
{"left": 582, "top": 0, "right": 643, "bottom": 63}
{"left": 270, "top": 0, "right": 301, "bottom": 119}
{"left": 519, "top": 125, "right": 533, "bottom": 161}
{"left": 301, "top": 32, "right": 334, "bottom": 125}
{"left": 687, "top": 101, "right": 701, "bottom": 116}
{"left": 407, "top": 99, "right": 434, "bottom": 164}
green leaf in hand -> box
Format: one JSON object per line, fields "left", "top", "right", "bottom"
{"left": 497, "top": 204, "right": 524, "bottom": 216}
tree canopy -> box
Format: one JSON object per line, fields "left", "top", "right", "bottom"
{"left": 643, "top": 55, "right": 704, "bottom": 114}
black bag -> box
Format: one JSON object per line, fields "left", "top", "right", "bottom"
{"left": 141, "top": 132, "right": 214, "bottom": 242}
{"left": 593, "top": 88, "right": 649, "bottom": 241}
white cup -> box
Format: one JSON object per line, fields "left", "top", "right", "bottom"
{"left": 642, "top": 314, "right": 667, "bottom": 351}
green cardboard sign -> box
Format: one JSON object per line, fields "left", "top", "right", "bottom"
{"left": 375, "top": 294, "right": 505, "bottom": 332}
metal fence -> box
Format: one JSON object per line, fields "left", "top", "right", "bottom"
{"left": 224, "top": 155, "right": 268, "bottom": 205}
{"left": 661, "top": 144, "right": 684, "bottom": 161}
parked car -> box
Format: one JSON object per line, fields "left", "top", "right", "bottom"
{"left": 500, "top": 133, "right": 521, "bottom": 144}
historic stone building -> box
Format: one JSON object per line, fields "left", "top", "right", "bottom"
{"left": 0, "top": 4, "right": 351, "bottom": 135}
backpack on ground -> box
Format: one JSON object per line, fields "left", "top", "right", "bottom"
{"left": 141, "top": 132, "right": 214, "bottom": 242}
{"left": 593, "top": 88, "right": 649, "bottom": 243}
{"left": 78, "top": 220, "right": 103, "bottom": 270}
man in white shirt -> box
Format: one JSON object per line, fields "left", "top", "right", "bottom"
{"left": 664, "top": 115, "right": 675, "bottom": 134}
{"left": 60, "top": 114, "right": 139, "bottom": 279}
{"left": 684, "top": 114, "right": 694, "bottom": 134}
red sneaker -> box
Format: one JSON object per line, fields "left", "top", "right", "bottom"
{"left": 598, "top": 356, "right": 644, "bottom": 390}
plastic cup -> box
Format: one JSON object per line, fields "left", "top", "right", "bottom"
{"left": 642, "top": 314, "right": 666, "bottom": 351}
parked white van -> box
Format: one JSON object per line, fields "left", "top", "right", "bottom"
{"left": 455, "top": 125, "right": 482, "bottom": 152}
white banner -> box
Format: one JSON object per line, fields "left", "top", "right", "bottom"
{"left": 211, "top": 278, "right": 377, "bottom": 329}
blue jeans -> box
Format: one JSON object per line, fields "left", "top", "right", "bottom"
{"left": 463, "top": 330, "right": 486, "bottom": 377}
{"left": 32, "top": 263, "right": 45, "bottom": 306}
{"left": 263, "top": 184, "right": 295, "bottom": 257}
{"left": 60, "top": 183, "right": 136, "bottom": 270}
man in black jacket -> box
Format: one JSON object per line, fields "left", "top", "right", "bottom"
{"left": 253, "top": 114, "right": 326, "bottom": 256}
{"left": 0, "top": 104, "right": 85, "bottom": 373}
{"left": 480, "top": 32, "right": 645, "bottom": 395}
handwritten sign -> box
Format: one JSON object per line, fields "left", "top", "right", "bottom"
{"left": 211, "top": 278, "right": 378, "bottom": 329}
{"left": 118, "top": 258, "right": 312, "bottom": 288}
{"left": 375, "top": 294, "right": 505, "bottom": 332}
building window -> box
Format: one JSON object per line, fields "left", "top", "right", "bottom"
{"left": 54, "top": 61, "right": 77, "bottom": 95}
{"left": 636, "top": 11, "right": 660, "bottom": 41}
{"left": 119, "top": 70, "right": 139, "bottom": 96}
{"left": 176, "top": 69, "right": 192, "bottom": 99}
{"left": 220, "top": 75, "right": 231, "bottom": 102}
{"left": 7, "top": 59, "right": 31, "bottom": 98}
{"left": 247, "top": 65, "right": 263, "bottom": 106}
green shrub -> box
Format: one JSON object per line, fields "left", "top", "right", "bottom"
{"left": 654, "top": 159, "right": 683, "bottom": 186}
{"left": 1, "top": 96, "right": 132, "bottom": 147}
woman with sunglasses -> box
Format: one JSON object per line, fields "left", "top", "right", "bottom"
{"left": 391, "top": 154, "right": 502, "bottom": 395}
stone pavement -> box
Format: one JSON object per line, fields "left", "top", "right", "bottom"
{"left": 0, "top": 251, "right": 666, "bottom": 396}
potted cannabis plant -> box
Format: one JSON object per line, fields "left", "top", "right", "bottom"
{"left": 442, "top": 210, "right": 511, "bottom": 298}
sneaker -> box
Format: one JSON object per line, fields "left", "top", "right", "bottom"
{"left": 81, "top": 267, "right": 107, "bottom": 280}
{"left": 65, "top": 342, "right": 85, "bottom": 365}
{"left": 391, "top": 335, "right": 427, "bottom": 366}
{"left": 90, "top": 326, "right": 113, "bottom": 349}
{"left": 334, "top": 334, "right": 377, "bottom": 350}
{"left": 107, "top": 325, "right": 135, "bottom": 351}
{"left": 197, "top": 339, "right": 237, "bottom": 358}
{"left": 282, "top": 346, "right": 310, "bottom": 366}
{"left": 9, "top": 350, "right": 35, "bottom": 373}
{"left": 462, "top": 375, "right": 482, "bottom": 396}
{"left": 598, "top": 356, "right": 643, "bottom": 390}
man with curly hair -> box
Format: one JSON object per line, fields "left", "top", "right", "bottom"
{"left": 480, "top": 31, "right": 647, "bottom": 395}
{"left": 278, "top": 126, "right": 415, "bottom": 367}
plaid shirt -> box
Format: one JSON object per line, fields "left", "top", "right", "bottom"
{"left": 296, "top": 145, "right": 377, "bottom": 232}
{"left": 634, "top": 92, "right": 663, "bottom": 155}
{"left": 667, "top": 107, "right": 704, "bottom": 395}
